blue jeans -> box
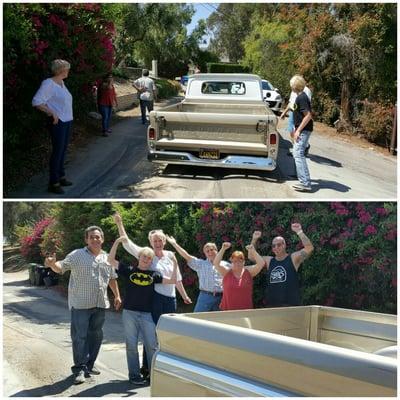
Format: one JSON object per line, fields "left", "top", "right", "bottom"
{"left": 139, "top": 100, "right": 153, "bottom": 124}
{"left": 194, "top": 291, "right": 222, "bottom": 312}
{"left": 293, "top": 130, "right": 312, "bottom": 187}
{"left": 49, "top": 120, "right": 72, "bottom": 184}
{"left": 99, "top": 105, "right": 112, "bottom": 132}
{"left": 122, "top": 309, "right": 158, "bottom": 380}
{"left": 287, "top": 111, "right": 295, "bottom": 135}
{"left": 152, "top": 291, "right": 177, "bottom": 324}
{"left": 142, "top": 292, "right": 177, "bottom": 371}
{"left": 70, "top": 307, "right": 105, "bottom": 374}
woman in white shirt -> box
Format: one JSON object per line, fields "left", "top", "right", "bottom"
{"left": 32, "top": 59, "right": 73, "bottom": 194}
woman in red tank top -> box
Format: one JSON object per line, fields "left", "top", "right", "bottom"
{"left": 213, "top": 242, "right": 265, "bottom": 310}
{"left": 97, "top": 74, "right": 118, "bottom": 136}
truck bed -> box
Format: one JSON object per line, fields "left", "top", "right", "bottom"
{"left": 151, "top": 306, "right": 397, "bottom": 397}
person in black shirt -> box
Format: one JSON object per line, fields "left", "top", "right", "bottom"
{"left": 108, "top": 236, "right": 178, "bottom": 386}
{"left": 250, "top": 223, "right": 314, "bottom": 307}
{"left": 290, "top": 75, "right": 313, "bottom": 192}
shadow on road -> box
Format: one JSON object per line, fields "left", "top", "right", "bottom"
{"left": 72, "top": 379, "right": 144, "bottom": 397}
{"left": 160, "top": 164, "right": 282, "bottom": 183}
{"left": 311, "top": 179, "right": 351, "bottom": 193}
{"left": 308, "top": 154, "right": 342, "bottom": 168}
{"left": 11, "top": 375, "right": 75, "bottom": 397}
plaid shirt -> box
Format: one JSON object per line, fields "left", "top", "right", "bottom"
{"left": 187, "top": 258, "right": 224, "bottom": 293}
{"left": 60, "top": 247, "right": 117, "bottom": 310}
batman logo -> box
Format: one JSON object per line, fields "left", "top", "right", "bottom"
{"left": 130, "top": 272, "right": 153, "bottom": 286}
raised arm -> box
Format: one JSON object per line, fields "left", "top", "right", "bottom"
{"left": 248, "top": 230, "right": 262, "bottom": 261}
{"left": 162, "top": 254, "right": 179, "bottom": 284}
{"left": 290, "top": 223, "right": 314, "bottom": 270}
{"left": 108, "top": 237, "right": 127, "bottom": 269}
{"left": 44, "top": 253, "right": 63, "bottom": 274}
{"left": 213, "top": 242, "right": 231, "bottom": 277}
{"left": 245, "top": 244, "right": 266, "bottom": 278}
{"left": 166, "top": 235, "right": 195, "bottom": 263}
{"left": 113, "top": 212, "right": 143, "bottom": 257}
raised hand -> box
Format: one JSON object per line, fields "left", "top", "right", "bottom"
{"left": 113, "top": 212, "right": 122, "bottom": 225}
{"left": 166, "top": 235, "right": 177, "bottom": 246}
{"left": 291, "top": 223, "right": 303, "bottom": 233}
{"left": 252, "top": 231, "right": 262, "bottom": 241}
{"left": 44, "top": 253, "right": 57, "bottom": 268}
{"left": 222, "top": 242, "right": 231, "bottom": 250}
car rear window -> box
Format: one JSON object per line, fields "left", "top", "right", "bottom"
{"left": 262, "top": 81, "right": 273, "bottom": 90}
{"left": 201, "top": 81, "right": 246, "bottom": 95}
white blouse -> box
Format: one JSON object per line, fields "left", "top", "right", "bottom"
{"left": 32, "top": 78, "right": 73, "bottom": 122}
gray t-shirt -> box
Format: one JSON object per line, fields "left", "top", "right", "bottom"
{"left": 134, "top": 76, "right": 156, "bottom": 101}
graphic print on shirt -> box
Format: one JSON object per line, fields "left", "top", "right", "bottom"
{"left": 129, "top": 272, "right": 154, "bottom": 286}
{"left": 270, "top": 266, "right": 287, "bottom": 284}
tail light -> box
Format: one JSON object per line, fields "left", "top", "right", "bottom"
{"left": 269, "top": 133, "right": 277, "bottom": 145}
{"left": 148, "top": 127, "right": 155, "bottom": 140}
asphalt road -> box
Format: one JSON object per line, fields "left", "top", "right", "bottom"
{"left": 9, "top": 101, "right": 397, "bottom": 199}
{"left": 3, "top": 269, "right": 151, "bottom": 397}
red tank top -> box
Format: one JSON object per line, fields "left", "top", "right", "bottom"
{"left": 220, "top": 269, "right": 253, "bottom": 311}
{"left": 98, "top": 86, "right": 117, "bottom": 106}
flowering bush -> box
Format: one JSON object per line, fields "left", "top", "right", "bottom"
{"left": 20, "top": 202, "right": 396, "bottom": 314}
{"left": 20, "top": 218, "right": 55, "bottom": 263}
{"left": 4, "top": 4, "right": 116, "bottom": 193}
{"left": 189, "top": 202, "right": 396, "bottom": 313}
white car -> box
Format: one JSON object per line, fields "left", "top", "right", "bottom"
{"left": 261, "top": 79, "right": 283, "bottom": 115}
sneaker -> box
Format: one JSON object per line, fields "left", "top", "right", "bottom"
{"left": 292, "top": 183, "right": 312, "bottom": 192}
{"left": 59, "top": 178, "right": 73, "bottom": 186}
{"left": 88, "top": 366, "right": 101, "bottom": 375}
{"left": 73, "top": 370, "right": 86, "bottom": 385}
{"left": 107, "top": 129, "right": 112, "bottom": 133}
{"left": 129, "top": 376, "right": 146, "bottom": 386}
{"left": 102, "top": 131, "right": 109, "bottom": 137}
{"left": 48, "top": 184, "right": 64, "bottom": 194}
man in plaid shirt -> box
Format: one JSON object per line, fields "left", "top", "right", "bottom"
{"left": 45, "top": 226, "right": 121, "bottom": 385}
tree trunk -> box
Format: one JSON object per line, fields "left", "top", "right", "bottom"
{"left": 340, "top": 79, "right": 351, "bottom": 123}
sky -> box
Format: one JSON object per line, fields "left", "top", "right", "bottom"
{"left": 186, "top": 3, "right": 218, "bottom": 34}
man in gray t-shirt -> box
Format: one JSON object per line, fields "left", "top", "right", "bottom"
{"left": 133, "top": 69, "right": 157, "bottom": 124}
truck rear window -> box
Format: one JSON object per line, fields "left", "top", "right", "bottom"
{"left": 201, "top": 81, "right": 246, "bottom": 95}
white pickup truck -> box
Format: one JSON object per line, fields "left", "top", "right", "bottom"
{"left": 147, "top": 74, "right": 279, "bottom": 171}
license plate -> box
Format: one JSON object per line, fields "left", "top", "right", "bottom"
{"left": 199, "top": 149, "right": 220, "bottom": 160}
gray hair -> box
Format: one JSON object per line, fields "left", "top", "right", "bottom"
{"left": 290, "top": 75, "right": 306, "bottom": 93}
{"left": 51, "top": 59, "right": 71, "bottom": 75}
{"left": 148, "top": 229, "right": 166, "bottom": 244}
{"left": 85, "top": 226, "right": 104, "bottom": 240}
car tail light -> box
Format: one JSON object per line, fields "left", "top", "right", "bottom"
{"left": 148, "top": 128, "right": 155, "bottom": 140}
{"left": 270, "top": 133, "right": 277, "bottom": 145}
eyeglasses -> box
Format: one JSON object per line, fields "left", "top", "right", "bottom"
{"left": 272, "top": 242, "right": 284, "bottom": 248}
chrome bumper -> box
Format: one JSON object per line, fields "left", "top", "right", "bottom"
{"left": 148, "top": 150, "right": 277, "bottom": 171}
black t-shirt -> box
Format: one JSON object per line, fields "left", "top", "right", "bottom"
{"left": 118, "top": 263, "right": 163, "bottom": 312}
{"left": 293, "top": 92, "right": 313, "bottom": 132}
{"left": 265, "top": 255, "right": 300, "bottom": 306}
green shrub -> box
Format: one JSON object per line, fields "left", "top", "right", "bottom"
{"left": 207, "top": 63, "right": 250, "bottom": 73}
{"left": 19, "top": 202, "right": 396, "bottom": 314}
{"left": 155, "top": 78, "right": 179, "bottom": 99}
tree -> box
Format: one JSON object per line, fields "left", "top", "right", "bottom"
{"left": 207, "top": 3, "right": 256, "bottom": 62}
